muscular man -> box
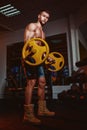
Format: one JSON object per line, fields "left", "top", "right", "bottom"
{"left": 23, "top": 10, "right": 55, "bottom": 124}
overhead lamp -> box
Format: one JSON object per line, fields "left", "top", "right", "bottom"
{"left": 0, "top": 4, "right": 21, "bottom": 17}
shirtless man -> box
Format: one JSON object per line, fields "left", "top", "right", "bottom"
{"left": 23, "top": 10, "right": 55, "bottom": 124}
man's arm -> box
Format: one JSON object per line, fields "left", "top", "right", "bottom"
{"left": 24, "top": 23, "right": 36, "bottom": 43}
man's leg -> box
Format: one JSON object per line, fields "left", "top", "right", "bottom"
{"left": 24, "top": 79, "right": 41, "bottom": 124}
{"left": 37, "top": 76, "right": 55, "bottom": 116}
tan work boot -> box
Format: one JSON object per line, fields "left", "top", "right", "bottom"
{"left": 38, "top": 100, "right": 55, "bottom": 116}
{"left": 23, "top": 104, "right": 41, "bottom": 125}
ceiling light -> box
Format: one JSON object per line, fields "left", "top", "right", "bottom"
{"left": 0, "top": 4, "right": 21, "bottom": 17}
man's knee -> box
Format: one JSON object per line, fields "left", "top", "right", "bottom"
{"left": 38, "top": 80, "right": 46, "bottom": 89}
{"left": 27, "top": 79, "right": 36, "bottom": 86}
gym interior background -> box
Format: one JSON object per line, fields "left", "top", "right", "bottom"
{"left": 0, "top": 0, "right": 87, "bottom": 100}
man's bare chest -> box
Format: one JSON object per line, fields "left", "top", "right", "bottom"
{"left": 35, "top": 28, "right": 45, "bottom": 39}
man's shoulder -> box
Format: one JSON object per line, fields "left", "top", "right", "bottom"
{"left": 27, "top": 22, "right": 37, "bottom": 27}
{"left": 26, "top": 22, "right": 37, "bottom": 29}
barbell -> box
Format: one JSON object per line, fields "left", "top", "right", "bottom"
{"left": 22, "top": 38, "right": 49, "bottom": 66}
{"left": 45, "top": 52, "right": 64, "bottom": 72}
{"left": 22, "top": 38, "right": 64, "bottom": 72}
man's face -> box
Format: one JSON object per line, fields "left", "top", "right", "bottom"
{"left": 38, "top": 11, "right": 50, "bottom": 25}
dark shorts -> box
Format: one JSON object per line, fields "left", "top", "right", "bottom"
{"left": 23, "top": 63, "right": 45, "bottom": 79}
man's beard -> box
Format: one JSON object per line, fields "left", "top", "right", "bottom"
{"left": 40, "top": 21, "right": 46, "bottom": 26}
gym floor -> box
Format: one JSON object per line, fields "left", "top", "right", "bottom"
{"left": 0, "top": 98, "right": 87, "bottom": 130}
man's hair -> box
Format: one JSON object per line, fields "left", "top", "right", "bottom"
{"left": 39, "top": 10, "right": 50, "bottom": 15}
